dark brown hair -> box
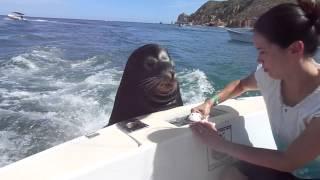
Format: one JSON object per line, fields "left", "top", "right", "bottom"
{"left": 254, "top": 0, "right": 320, "bottom": 57}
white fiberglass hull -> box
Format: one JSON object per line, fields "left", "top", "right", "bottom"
{"left": 226, "top": 28, "right": 253, "bottom": 43}
{"left": 7, "top": 14, "right": 24, "bottom": 20}
{"left": 0, "top": 96, "right": 276, "bottom": 180}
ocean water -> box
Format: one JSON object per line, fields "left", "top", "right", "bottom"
{"left": 1, "top": 15, "right": 318, "bottom": 167}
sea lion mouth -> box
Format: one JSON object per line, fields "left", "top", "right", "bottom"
{"left": 139, "top": 76, "right": 178, "bottom": 104}
{"left": 153, "top": 80, "right": 177, "bottom": 96}
{"left": 149, "top": 79, "right": 178, "bottom": 104}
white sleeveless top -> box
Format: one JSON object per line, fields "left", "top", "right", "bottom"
{"left": 255, "top": 66, "right": 320, "bottom": 179}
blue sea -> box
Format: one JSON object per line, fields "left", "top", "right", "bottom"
{"left": 1, "top": 15, "right": 318, "bottom": 168}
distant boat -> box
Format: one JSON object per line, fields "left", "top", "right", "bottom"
{"left": 7, "top": 12, "right": 25, "bottom": 20}
{"left": 226, "top": 28, "right": 253, "bottom": 43}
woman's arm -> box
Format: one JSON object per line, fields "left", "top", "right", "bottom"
{"left": 210, "top": 72, "right": 258, "bottom": 105}
{"left": 190, "top": 117, "right": 320, "bottom": 172}
{"left": 192, "top": 72, "right": 258, "bottom": 116}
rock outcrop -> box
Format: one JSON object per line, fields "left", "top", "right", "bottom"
{"left": 176, "top": 13, "right": 190, "bottom": 24}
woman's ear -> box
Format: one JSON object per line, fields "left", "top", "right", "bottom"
{"left": 288, "top": 40, "right": 304, "bottom": 56}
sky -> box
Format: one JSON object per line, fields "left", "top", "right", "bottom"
{"left": 0, "top": 0, "right": 212, "bottom": 23}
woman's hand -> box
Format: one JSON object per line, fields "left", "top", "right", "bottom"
{"left": 189, "top": 120, "right": 225, "bottom": 151}
{"left": 191, "top": 99, "right": 213, "bottom": 118}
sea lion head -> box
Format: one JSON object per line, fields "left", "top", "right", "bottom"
{"left": 125, "top": 44, "right": 178, "bottom": 104}
{"left": 107, "top": 44, "right": 183, "bottom": 126}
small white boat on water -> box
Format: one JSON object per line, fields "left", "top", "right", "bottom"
{"left": 0, "top": 96, "right": 276, "bottom": 180}
{"left": 7, "top": 12, "right": 25, "bottom": 20}
{"left": 226, "top": 28, "right": 253, "bottom": 43}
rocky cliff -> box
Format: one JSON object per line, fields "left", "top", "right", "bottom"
{"left": 177, "top": 0, "right": 295, "bottom": 27}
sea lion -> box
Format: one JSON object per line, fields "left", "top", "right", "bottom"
{"left": 107, "top": 44, "right": 183, "bottom": 126}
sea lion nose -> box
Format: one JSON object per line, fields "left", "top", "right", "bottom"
{"left": 163, "top": 70, "right": 175, "bottom": 80}
{"left": 159, "top": 62, "right": 175, "bottom": 80}
{"left": 170, "top": 70, "right": 175, "bottom": 80}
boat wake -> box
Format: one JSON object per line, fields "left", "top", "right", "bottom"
{"left": 26, "top": 19, "right": 49, "bottom": 22}
{"left": 0, "top": 46, "right": 216, "bottom": 167}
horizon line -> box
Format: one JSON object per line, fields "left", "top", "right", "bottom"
{"left": 0, "top": 14, "right": 177, "bottom": 24}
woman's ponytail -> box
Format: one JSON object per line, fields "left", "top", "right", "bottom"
{"left": 298, "top": 0, "right": 320, "bottom": 33}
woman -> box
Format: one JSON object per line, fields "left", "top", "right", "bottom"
{"left": 190, "top": 1, "right": 320, "bottom": 179}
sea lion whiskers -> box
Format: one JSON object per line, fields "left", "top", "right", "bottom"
{"left": 140, "top": 77, "right": 162, "bottom": 92}
{"left": 138, "top": 76, "right": 160, "bottom": 86}
{"left": 138, "top": 76, "right": 162, "bottom": 86}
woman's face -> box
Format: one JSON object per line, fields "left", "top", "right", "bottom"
{"left": 253, "top": 32, "right": 289, "bottom": 79}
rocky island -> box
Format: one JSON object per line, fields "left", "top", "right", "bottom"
{"left": 176, "top": 0, "right": 295, "bottom": 27}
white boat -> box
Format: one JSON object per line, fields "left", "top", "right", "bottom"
{"left": 7, "top": 12, "right": 25, "bottom": 20}
{"left": 226, "top": 28, "right": 253, "bottom": 43}
{"left": 0, "top": 96, "right": 276, "bottom": 180}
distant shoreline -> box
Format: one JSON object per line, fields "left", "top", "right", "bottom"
{"left": 0, "top": 14, "right": 175, "bottom": 24}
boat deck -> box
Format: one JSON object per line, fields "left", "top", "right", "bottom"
{"left": 0, "top": 96, "right": 275, "bottom": 180}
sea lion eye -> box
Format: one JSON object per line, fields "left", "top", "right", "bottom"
{"left": 144, "top": 58, "right": 157, "bottom": 70}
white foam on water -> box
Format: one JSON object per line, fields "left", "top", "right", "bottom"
{"left": 33, "top": 93, "right": 108, "bottom": 132}
{"left": 0, "top": 47, "right": 123, "bottom": 167}
{"left": 1, "top": 47, "right": 64, "bottom": 76}
{"left": 30, "top": 48, "right": 64, "bottom": 62}
{"left": 71, "top": 56, "right": 99, "bottom": 69}
{"left": 10, "top": 55, "right": 39, "bottom": 71}
{"left": 84, "top": 68, "right": 122, "bottom": 86}
{"left": 26, "top": 19, "right": 48, "bottom": 22}
{"left": 178, "top": 69, "right": 215, "bottom": 105}
{"left": 24, "top": 18, "right": 68, "bottom": 25}
{"left": 0, "top": 130, "right": 33, "bottom": 167}
{"left": 25, "top": 18, "right": 85, "bottom": 26}
{"left": 2, "top": 89, "right": 33, "bottom": 98}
